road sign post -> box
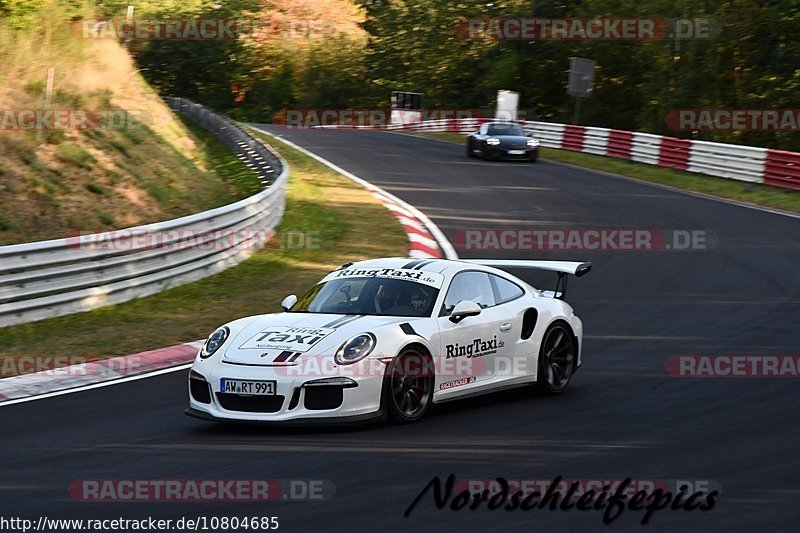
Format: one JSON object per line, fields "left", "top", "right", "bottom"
{"left": 567, "top": 57, "right": 596, "bottom": 124}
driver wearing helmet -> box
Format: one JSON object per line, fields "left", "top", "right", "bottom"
{"left": 374, "top": 281, "right": 432, "bottom": 316}
{"left": 374, "top": 282, "right": 405, "bottom": 313}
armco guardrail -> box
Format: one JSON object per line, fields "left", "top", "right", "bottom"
{"left": 0, "top": 98, "right": 287, "bottom": 328}
{"left": 333, "top": 117, "right": 798, "bottom": 190}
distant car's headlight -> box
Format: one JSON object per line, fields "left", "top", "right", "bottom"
{"left": 201, "top": 326, "right": 230, "bottom": 358}
{"left": 335, "top": 333, "right": 377, "bottom": 365}
{"left": 527, "top": 138, "right": 540, "bottom": 146}
{"left": 486, "top": 138, "right": 501, "bottom": 145}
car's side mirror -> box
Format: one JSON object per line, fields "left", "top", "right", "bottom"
{"left": 281, "top": 294, "right": 298, "bottom": 311}
{"left": 449, "top": 300, "right": 482, "bottom": 323}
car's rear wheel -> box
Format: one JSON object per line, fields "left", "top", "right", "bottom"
{"left": 535, "top": 322, "right": 576, "bottom": 395}
{"left": 383, "top": 349, "right": 434, "bottom": 423}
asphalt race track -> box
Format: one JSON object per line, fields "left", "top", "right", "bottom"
{"left": 3, "top": 128, "right": 799, "bottom": 532}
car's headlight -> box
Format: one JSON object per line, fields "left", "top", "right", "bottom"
{"left": 201, "top": 326, "right": 230, "bottom": 358}
{"left": 527, "top": 138, "right": 540, "bottom": 146}
{"left": 486, "top": 138, "right": 501, "bottom": 145}
{"left": 334, "top": 333, "right": 377, "bottom": 365}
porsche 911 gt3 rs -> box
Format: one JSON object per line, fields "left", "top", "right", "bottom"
{"left": 466, "top": 122, "right": 540, "bottom": 161}
{"left": 186, "top": 257, "right": 590, "bottom": 425}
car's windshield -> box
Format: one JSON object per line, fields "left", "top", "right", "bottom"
{"left": 487, "top": 123, "right": 525, "bottom": 136}
{"left": 291, "top": 277, "right": 440, "bottom": 317}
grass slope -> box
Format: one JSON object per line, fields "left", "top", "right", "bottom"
{"left": 0, "top": 133, "right": 408, "bottom": 361}
{"left": 0, "top": 6, "right": 261, "bottom": 244}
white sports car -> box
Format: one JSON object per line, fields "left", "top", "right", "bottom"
{"left": 186, "top": 257, "right": 591, "bottom": 425}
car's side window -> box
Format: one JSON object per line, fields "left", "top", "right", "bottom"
{"left": 479, "top": 124, "right": 488, "bottom": 135}
{"left": 491, "top": 274, "right": 525, "bottom": 304}
{"left": 441, "top": 272, "right": 496, "bottom": 315}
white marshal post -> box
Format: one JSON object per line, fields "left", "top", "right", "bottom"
{"left": 495, "top": 90, "right": 519, "bottom": 121}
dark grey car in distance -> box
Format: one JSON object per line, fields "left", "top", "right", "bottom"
{"left": 466, "top": 122, "right": 540, "bottom": 161}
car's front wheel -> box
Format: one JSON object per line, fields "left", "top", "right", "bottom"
{"left": 467, "top": 140, "right": 477, "bottom": 158}
{"left": 383, "top": 349, "right": 434, "bottom": 423}
{"left": 535, "top": 322, "right": 576, "bottom": 395}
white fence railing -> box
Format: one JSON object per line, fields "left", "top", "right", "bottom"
{"left": 688, "top": 140, "right": 767, "bottom": 183}
{"left": 0, "top": 99, "right": 287, "bottom": 327}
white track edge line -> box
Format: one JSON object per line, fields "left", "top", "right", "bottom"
{"left": 249, "top": 126, "right": 460, "bottom": 259}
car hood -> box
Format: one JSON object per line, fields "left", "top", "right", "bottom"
{"left": 220, "top": 312, "right": 410, "bottom": 366}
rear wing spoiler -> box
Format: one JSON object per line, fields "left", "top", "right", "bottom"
{"left": 461, "top": 259, "right": 591, "bottom": 299}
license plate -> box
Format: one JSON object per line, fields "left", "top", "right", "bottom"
{"left": 508, "top": 150, "right": 526, "bottom": 155}
{"left": 220, "top": 378, "right": 276, "bottom": 395}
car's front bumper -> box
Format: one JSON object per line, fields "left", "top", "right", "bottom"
{"left": 485, "top": 146, "right": 538, "bottom": 160}
{"left": 187, "top": 359, "right": 386, "bottom": 424}
{"left": 185, "top": 406, "right": 384, "bottom": 426}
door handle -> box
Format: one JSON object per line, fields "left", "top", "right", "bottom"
{"left": 500, "top": 322, "right": 512, "bottom": 332}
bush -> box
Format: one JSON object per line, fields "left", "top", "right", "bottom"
{"left": 55, "top": 144, "right": 96, "bottom": 168}
{"left": 86, "top": 182, "right": 104, "bottom": 194}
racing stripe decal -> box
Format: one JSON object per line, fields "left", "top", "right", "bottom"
{"left": 272, "top": 351, "right": 297, "bottom": 363}
{"left": 413, "top": 259, "right": 436, "bottom": 270}
{"left": 335, "top": 315, "right": 365, "bottom": 328}
{"left": 402, "top": 259, "right": 427, "bottom": 269}
{"left": 272, "top": 351, "right": 305, "bottom": 364}
{"left": 323, "top": 316, "right": 352, "bottom": 328}
{"left": 322, "top": 314, "right": 365, "bottom": 328}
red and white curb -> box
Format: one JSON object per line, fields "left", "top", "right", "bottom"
{"left": 0, "top": 129, "right": 458, "bottom": 406}
{"left": 375, "top": 194, "right": 441, "bottom": 258}
{"left": 0, "top": 341, "right": 202, "bottom": 406}
{"left": 249, "top": 126, "right": 458, "bottom": 260}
